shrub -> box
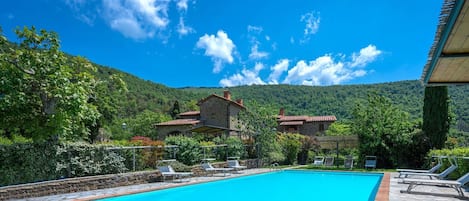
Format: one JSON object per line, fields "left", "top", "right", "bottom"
{"left": 164, "top": 136, "right": 202, "bottom": 165}
{"left": 278, "top": 133, "right": 302, "bottom": 165}
{"left": 0, "top": 141, "right": 127, "bottom": 186}
{"left": 213, "top": 136, "right": 246, "bottom": 160}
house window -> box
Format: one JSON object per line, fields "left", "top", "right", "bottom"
{"left": 319, "top": 123, "right": 325, "bottom": 132}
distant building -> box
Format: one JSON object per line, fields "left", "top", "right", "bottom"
{"left": 276, "top": 108, "right": 336, "bottom": 136}
{"left": 155, "top": 91, "right": 245, "bottom": 140}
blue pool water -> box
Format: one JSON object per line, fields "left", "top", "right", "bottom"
{"left": 98, "top": 170, "right": 383, "bottom": 201}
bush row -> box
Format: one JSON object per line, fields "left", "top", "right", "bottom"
{"left": 0, "top": 141, "right": 127, "bottom": 186}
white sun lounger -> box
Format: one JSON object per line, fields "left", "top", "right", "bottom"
{"left": 227, "top": 160, "right": 247, "bottom": 173}
{"left": 158, "top": 165, "right": 192, "bottom": 182}
{"left": 401, "top": 172, "right": 469, "bottom": 197}
{"left": 202, "top": 162, "right": 234, "bottom": 176}
{"left": 399, "top": 164, "right": 458, "bottom": 180}
{"left": 313, "top": 156, "right": 324, "bottom": 166}
{"left": 397, "top": 156, "right": 443, "bottom": 177}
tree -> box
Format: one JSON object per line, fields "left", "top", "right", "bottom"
{"left": 351, "top": 92, "right": 414, "bottom": 168}
{"left": 423, "top": 86, "right": 451, "bottom": 149}
{"left": 237, "top": 101, "right": 283, "bottom": 165}
{"left": 0, "top": 26, "right": 99, "bottom": 141}
{"left": 325, "top": 122, "right": 352, "bottom": 136}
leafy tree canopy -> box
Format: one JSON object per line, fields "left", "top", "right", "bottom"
{"left": 0, "top": 26, "right": 100, "bottom": 141}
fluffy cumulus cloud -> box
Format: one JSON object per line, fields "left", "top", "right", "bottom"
{"left": 300, "top": 11, "right": 320, "bottom": 43}
{"left": 219, "top": 63, "right": 266, "bottom": 87}
{"left": 220, "top": 45, "right": 382, "bottom": 87}
{"left": 102, "top": 0, "right": 170, "bottom": 40}
{"left": 283, "top": 45, "right": 382, "bottom": 85}
{"left": 196, "top": 30, "right": 236, "bottom": 73}
{"left": 268, "top": 59, "right": 289, "bottom": 84}
{"left": 349, "top": 44, "right": 382, "bottom": 67}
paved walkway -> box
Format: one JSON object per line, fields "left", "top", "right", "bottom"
{"left": 389, "top": 172, "right": 468, "bottom": 201}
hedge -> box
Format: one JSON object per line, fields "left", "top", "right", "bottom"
{"left": 0, "top": 141, "right": 127, "bottom": 186}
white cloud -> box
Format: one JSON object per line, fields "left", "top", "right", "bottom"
{"left": 282, "top": 45, "right": 382, "bottom": 85}
{"left": 64, "top": 0, "right": 96, "bottom": 25}
{"left": 196, "top": 30, "right": 236, "bottom": 73}
{"left": 268, "top": 59, "right": 289, "bottom": 84}
{"left": 219, "top": 63, "right": 266, "bottom": 87}
{"left": 283, "top": 56, "right": 347, "bottom": 85}
{"left": 220, "top": 45, "right": 382, "bottom": 87}
{"left": 300, "top": 11, "right": 320, "bottom": 43}
{"left": 349, "top": 44, "right": 382, "bottom": 67}
{"left": 102, "top": 0, "right": 169, "bottom": 40}
{"left": 246, "top": 25, "right": 270, "bottom": 60}
{"left": 176, "top": 0, "right": 188, "bottom": 11}
{"left": 249, "top": 44, "right": 269, "bottom": 60}
{"left": 247, "top": 25, "right": 263, "bottom": 33}
{"left": 177, "top": 16, "right": 194, "bottom": 36}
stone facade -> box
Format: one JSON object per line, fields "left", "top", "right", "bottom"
{"left": 276, "top": 108, "right": 336, "bottom": 136}
{"left": 156, "top": 91, "right": 245, "bottom": 139}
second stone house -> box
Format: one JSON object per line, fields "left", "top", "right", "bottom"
{"left": 276, "top": 108, "right": 336, "bottom": 136}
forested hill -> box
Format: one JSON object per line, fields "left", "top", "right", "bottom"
{"left": 181, "top": 81, "right": 468, "bottom": 127}
{"left": 94, "top": 62, "right": 469, "bottom": 128}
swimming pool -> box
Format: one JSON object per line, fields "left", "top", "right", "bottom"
{"left": 97, "top": 170, "right": 383, "bottom": 201}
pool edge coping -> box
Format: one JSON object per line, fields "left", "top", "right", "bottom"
{"left": 73, "top": 169, "right": 391, "bottom": 201}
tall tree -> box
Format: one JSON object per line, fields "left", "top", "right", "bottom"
{"left": 351, "top": 92, "right": 413, "bottom": 168}
{"left": 0, "top": 26, "right": 99, "bottom": 141}
{"left": 423, "top": 86, "right": 450, "bottom": 149}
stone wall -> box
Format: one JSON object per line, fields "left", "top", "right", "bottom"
{"left": 0, "top": 171, "right": 160, "bottom": 200}
{"left": 0, "top": 159, "right": 259, "bottom": 200}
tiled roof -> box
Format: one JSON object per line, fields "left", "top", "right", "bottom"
{"left": 179, "top": 111, "right": 200, "bottom": 116}
{"left": 279, "top": 121, "right": 304, "bottom": 126}
{"left": 155, "top": 119, "right": 200, "bottom": 126}
{"left": 278, "top": 115, "right": 337, "bottom": 122}
{"left": 197, "top": 94, "right": 245, "bottom": 109}
{"left": 277, "top": 115, "right": 309, "bottom": 121}
{"left": 307, "top": 116, "right": 337, "bottom": 122}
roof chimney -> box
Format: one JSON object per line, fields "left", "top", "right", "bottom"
{"left": 236, "top": 99, "right": 243, "bottom": 105}
{"left": 279, "top": 108, "right": 285, "bottom": 116}
{"left": 223, "top": 90, "right": 231, "bottom": 100}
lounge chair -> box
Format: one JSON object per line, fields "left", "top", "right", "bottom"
{"left": 365, "top": 156, "right": 377, "bottom": 169}
{"left": 396, "top": 157, "right": 443, "bottom": 178}
{"left": 399, "top": 164, "right": 458, "bottom": 180}
{"left": 401, "top": 172, "right": 469, "bottom": 197}
{"left": 399, "top": 157, "right": 458, "bottom": 179}
{"left": 324, "top": 156, "right": 334, "bottom": 167}
{"left": 312, "top": 156, "right": 324, "bottom": 166}
{"left": 158, "top": 165, "right": 192, "bottom": 182}
{"left": 201, "top": 162, "right": 234, "bottom": 176}
{"left": 344, "top": 155, "right": 354, "bottom": 169}
{"left": 227, "top": 160, "right": 247, "bottom": 173}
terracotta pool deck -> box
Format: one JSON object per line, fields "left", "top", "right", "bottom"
{"left": 15, "top": 169, "right": 468, "bottom": 201}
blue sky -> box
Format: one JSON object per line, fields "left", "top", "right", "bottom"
{"left": 0, "top": 0, "right": 443, "bottom": 88}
